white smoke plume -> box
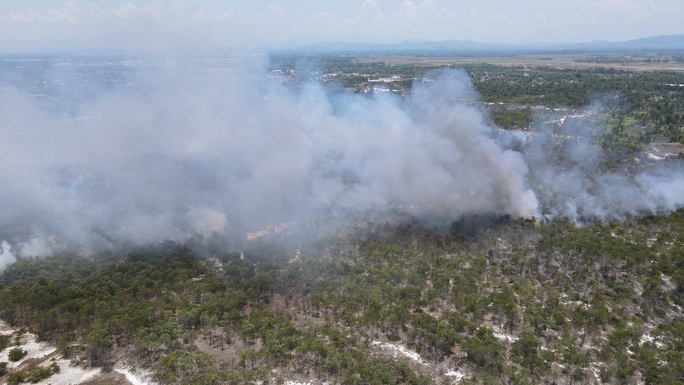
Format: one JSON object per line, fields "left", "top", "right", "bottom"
{"left": 0, "top": 58, "right": 538, "bottom": 255}
{"left": 0, "top": 241, "right": 16, "bottom": 272}
{"left": 522, "top": 109, "right": 684, "bottom": 222}
{"left": 1, "top": 55, "right": 683, "bottom": 263}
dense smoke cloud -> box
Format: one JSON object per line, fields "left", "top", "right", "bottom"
{"left": 1, "top": 56, "right": 683, "bottom": 266}
{"left": 0, "top": 59, "right": 537, "bottom": 260}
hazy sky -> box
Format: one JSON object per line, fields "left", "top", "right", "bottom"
{"left": 0, "top": 1, "right": 683, "bottom": 51}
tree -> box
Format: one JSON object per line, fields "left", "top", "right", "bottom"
{"left": 465, "top": 327, "right": 504, "bottom": 372}
{"left": 0, "top": 335, "right": 8, "bottom": 352}
{"left": 512, "top": 332, "right": 543, "bottom": 372}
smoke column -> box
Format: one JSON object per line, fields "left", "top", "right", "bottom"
{"left": 0, "top": 58, "right": 538, "bottom": 259}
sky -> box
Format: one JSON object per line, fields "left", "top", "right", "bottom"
{"left": 0, "top": 0, "right": 683, "bottom": 52}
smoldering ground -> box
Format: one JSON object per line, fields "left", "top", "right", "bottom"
{"left": 0, "top": 56, "right": 682, "bottom": 266}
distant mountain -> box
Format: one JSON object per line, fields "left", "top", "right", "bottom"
{"left": 296, "top": 39, "right": 515, "bottom": 53}
{"left": 622, "top": 34, "right": 684, "bottom": 49}
{"left": 569, "top": 34, "right": 684, "bottom": 50}
{"left": 290, "top": 34, "right": 684, "bottom": 53}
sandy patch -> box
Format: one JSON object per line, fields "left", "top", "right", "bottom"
{"left": 492, "top": 326, "right": 518, "bottom": 343}
{"left": 445, "top": 369, "right": 467, "bottom": 381}
{"left": 0, "top": 332, "right": 57, "bottom": 369}
{"left": 114, "top": 367, "right": 158, "bottom": 385}
{"left": 0, "top": 319, "right": 113, "bottom": 385}
{"left": 30, "top": 359, "right": 102, "bottom": 385}
{"left": 0, "top": 320, "right": 14, "bottom": 337}
{"left": 370, "top": 341, "right": 427, "bottom": 365}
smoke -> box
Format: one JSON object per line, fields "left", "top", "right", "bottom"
{"left": 0, "top": 58, "right": 538, "bottom": 257}
{"left": 0, "top": 241, "right": 16, "bottom": 272}
{"left": 522, "top": 107, "right": 684, "bottom": 222}
{"left": 0, "top": 55, "right": 683, "bottom": 264}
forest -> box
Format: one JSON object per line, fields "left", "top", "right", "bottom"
{"left": 1, "top": 53, "right": 684, "bottom": 384}
{"left": 0, "top": 213, "right": 683, "bottom": 384}
{"left": 270, "top": 55, "right": 684, "bottom": 145}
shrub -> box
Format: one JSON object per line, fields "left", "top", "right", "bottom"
{"left": 7, "top": 347, "right": 27, "bottom": 362}
{"left": 6, "top": 363, "right": 60, "bottom": 384}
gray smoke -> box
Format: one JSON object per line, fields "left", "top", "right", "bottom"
{"left": 0, "top": 241, "right": 16, "bottom": 271}
{"left": 0, "top": 59, "right": 538, "bottom": 261}
{"left": 522, "top": 106, "right": 684, "bottom": 222}
{"left": 1, "top": 56, "right": 683, "bottom": 267}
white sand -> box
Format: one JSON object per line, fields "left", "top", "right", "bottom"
{"left": 445, "top": 369, "right": 466, "bottom": 381}
{"left": 371, "top": 341, "right": 427, "bottom": 365}
{"left": 0, "top": 332, "right": 56, "bottom": 369}
{"left": 115, "top": 367, "right": 158, "bottom": 385}
{"left": 0, "top": 320, "right": 14, "bottom": 337}
{"left": 492, "top": 326, "right": 518, "bottom": 342}
{"left": 33, "top": 359, "right": 101, "bottom": 385}
{"left": 0, "top": 320, "right": 104, "bottom": 385}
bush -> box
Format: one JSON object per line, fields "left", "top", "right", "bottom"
{"left": 6, "top": 363, "right": 60, "bottom": 384}
{"left": 0, "top": 361, "right": 7, "bottom": 375}
{"left": 25, "top": 365, "right": 55, "bottom": 382}
{"left": 7, "top": 371, "right": 25, "bottom": 384}
{"left": 7, "top": 347, "right": 27, "bottom": 362}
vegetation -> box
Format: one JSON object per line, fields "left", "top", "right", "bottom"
{"left": 0, "top": 335, "right": 8, "bottom": 352}
{"left": 0, "top": 210, "right": 683, "bottom": 384}
{"left": 270, "top": 55, "right": 684, "bottom": 143}
{"left": 7, "top": 347, "right": 27, "bottom": 362}
{"left": 7, "top": 362, "right": 60, "bottom": 384}
{"left": 490, "top": 108, "right": 533, "bottom": 129}
{"left": 464, "top": 64, "right": 684, "bottom": 143}
{"left": 0, "top": 53, "right": 683, "bottom": 384}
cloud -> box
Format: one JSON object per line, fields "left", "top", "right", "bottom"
{"left": 1, "top": 0, "right": 683, "bottom": 50}
{"left": 193, "top": 9, "right": 235, "bottom": 22}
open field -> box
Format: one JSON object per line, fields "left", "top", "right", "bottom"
{"left": 356, "top": 53, "right": 684, "bottom": 71}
